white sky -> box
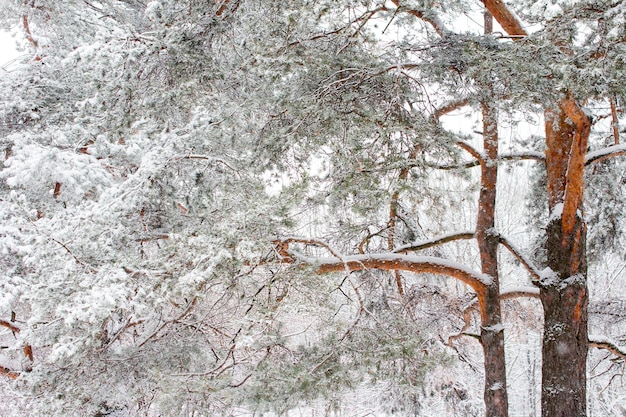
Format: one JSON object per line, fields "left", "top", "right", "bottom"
{"left": 0, "top": 30, "right": 21, "bottom": 67}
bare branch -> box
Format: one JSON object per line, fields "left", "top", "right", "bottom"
{"left": 457, "top": 141, "right": 484, "bottom": 162}
{"left": 394, "top": 231, "right": 475, "bottom": 253}
{"left": 0, "top": 320, "right": 21, "bottom": 334}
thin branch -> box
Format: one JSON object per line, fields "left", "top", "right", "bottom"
{"left": 446, "top": 300, "right": 477, "bottom": 346}
{"left": 433, "top": 98, "right": 470, "bottom": 119}
{"left": 394, "top": 231, "right": 475, "bottom": 253}
{"left": 495, "top": 234, "right": 542, "bottom": 281}
{"left": 456, "top": 141, "right": 484, "bottom": 162}
{"left": 426, "top": 151, "right": 545, "bottom": 170}
{"left": 589, "top": 336, "right": 626, "bottom": 362}
{"left": 275, "top": 237, "right": 343, "bottom": 260}
{"left": 48, "top": 237, "right": 98, "bottom": 273}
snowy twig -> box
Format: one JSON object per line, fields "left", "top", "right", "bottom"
{"left": 48, "top": 237, "right": 99, "bottom": 273}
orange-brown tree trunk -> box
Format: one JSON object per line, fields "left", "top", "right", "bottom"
{"left": 477, "top": 99, "right": 508, "bottom": 417}
{"left": 541, "top": 103, "right": 590, "bottom": 417}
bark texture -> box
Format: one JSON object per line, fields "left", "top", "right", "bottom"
{"left": 477, "top": 99, "right": 508, "bottom": 417}
{"left": 541, "top": 104, "right": 590, "bottom": 417}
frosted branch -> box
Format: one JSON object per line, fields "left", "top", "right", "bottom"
{"left": 394, "top": 231, "right": 475, "bottom": 253}
{"left": 274, "top": 239, "right": 491, "bottom": 291}
{"left": 390, "top": 0, "right": 449, "bottom": 37}
{"left": 496, "top": 234, "right": 542, "bottom": 281}
{"left": 585, "top": 144, "right": 626, "bottom": 166}
{"left": 589, "top": 336, "right": 626, "bottom": 362}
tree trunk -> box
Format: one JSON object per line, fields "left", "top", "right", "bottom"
{"left": 541, "top": 104, "right": 590, "bottom": 417}
{"left": 477, "top": 98, "right": 508, "bottom": 417}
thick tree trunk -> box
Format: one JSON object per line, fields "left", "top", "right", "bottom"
{"left": 477, "top": 99, "right": 508, "bottom": 417}
{"left": 541, "top": 104, "right": 590, "bottom": 417}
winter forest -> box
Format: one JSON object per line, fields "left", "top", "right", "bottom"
{"left": 1, "top": 0, "right": 626, "bottom": 416}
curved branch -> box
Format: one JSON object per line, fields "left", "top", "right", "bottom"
{"left": 274, "top": 240, "right": 490, "bottom": 292}
{"left": 390, "top": 0, "right": 449, "bottom": 37}
{"left": 457, "top": 141, "right": 484, "bottom": 163}
{"left": 276, "top": 237, "right": 343, "bottom": 260}
{"left": 433, "top": 98, "right": 470, "bottom": 119}
{"left": 589, "top": 336, "right": 626, "bottom": 362}
{"left": 394, "top": 231, "right": 475, "bottom": 253}
{"left": 585, "top": 144, "right": 626, "bottom": 166}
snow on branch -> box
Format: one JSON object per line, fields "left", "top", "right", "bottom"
{"left": 274, "top": 239, "right": 492, "bottom": 291}
{"left": 585, "top": 143, "right": 626, "bottom": 166}
{"left": 0, "top": 320, "right": 21, "bottom": 334}
{"left": 0, "top": 366, "right": 19, "bottom": 380}
{"left": 500, "top": 286, "right": 540, "bottom": 300}
{"left": 390, "top": 0, "right": 449, "bottom": 37}
{"left": 433, "top": 98, "right": 470, "bottom": 119}
{"left": 394, "top": 231, "right": 475, "bottom": 253}
{"left": 426, "top": 151, "right": 545, "bottom": 170}
{"left": 495, "top": 233, "right": 542, "bottom": 281}
{"left": 589, "top": 335, "right": 626, "bottom": 362}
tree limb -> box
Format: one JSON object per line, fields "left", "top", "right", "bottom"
{"left": 585, "top": 143, "right": 626, "bottom": 166}
{"left": 274, "top": 239, "right": 491, "bottom": 293}
{"left": 495, "top": 234, "right": 542, "bottom": 281}
{"left": 589, "top": 336, "right": 626, "bottom": 362}
{"left": 480, "top": 0, "right": 528, "bottom": 38}
{"left": 394, "top": 231, "right": 475, "bottom": 253}
{"left": 390, "top": 0, "right": 449, "bottom": 37}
